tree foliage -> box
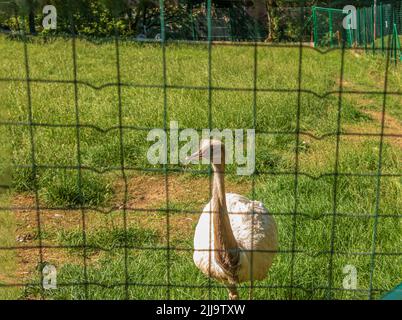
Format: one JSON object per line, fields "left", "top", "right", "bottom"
{"left": 0, "top": 0, "right": 390, "bottom": 40}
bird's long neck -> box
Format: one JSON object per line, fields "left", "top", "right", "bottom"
{"left": 211, "top": 162, "right": 240, "bottom": 281}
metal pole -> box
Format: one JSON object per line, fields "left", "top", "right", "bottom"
{"left": 329, "top": 10, "right": 333, "bottom": 48}
{"left": 313, "top": 6, "right": 318, "bottom": 47}
{"left": 207, "top": 0, "right": 211, "bottom": 42}
{"left": 372, "top": 4, "right": 376, "bottom": 54}
{"left": 159, "top": 0, "right": 165, "bottom": 42}
{"left": 357, "top": 7, "right": 360, "bottom": 45}
{"left": 374, "top": 0, "right": 377, "bottom": 40}
{"left": 393, "top": 9, "right": 397, "bottom": 64}
{"left": 364, "top": 7, "right": 368, "bottom": 51}
{"left": 380, "top": 3, "right": 384, "bottom": 53}
{"left": 189, "top": 1, "right": 196, "bottom": 41}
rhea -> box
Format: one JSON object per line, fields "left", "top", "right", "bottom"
{"left": 186, "top": 139, "right": 278, "bottom": 300}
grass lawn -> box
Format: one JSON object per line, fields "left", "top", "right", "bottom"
{"left": 0, "top": 35, "right": 401, "bottom": 300}
{"left": 0, "top": 104, "right": 18, "bottom": 299}
{"left": 0, "top": 195, "right": 19, "bottom": 300}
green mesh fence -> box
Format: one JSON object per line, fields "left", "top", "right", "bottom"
{"left": 0, "top": 0, "right": 401, "bottom": 301}
{"left": 187, "top": 1, "right": 266, "bottom": 41}
{"left": 313, "top": 7, "right": 349, "bottom": 48}
{"left": 312, "top": 1, "right": 402, "bottom": 63}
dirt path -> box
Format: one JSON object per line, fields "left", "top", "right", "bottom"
{"left": 11, "top": 174, "right": 251, "bottom": 286}
{"left": 338, "top": 73, "right": 402, "bottom": 149}
{"left": 344, "top": 110, "right": 402, "bottom": 149}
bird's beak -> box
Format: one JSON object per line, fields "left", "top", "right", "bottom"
{"left": 184, "top": 150, "right": 201, "bottom": 164}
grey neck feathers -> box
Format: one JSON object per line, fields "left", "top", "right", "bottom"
{"left": 211, "top": 162, "right": 240, "bottom": 282}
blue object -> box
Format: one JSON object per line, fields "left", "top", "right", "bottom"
{"left": 382, "top": 283, "right": 402, "bottom": 300}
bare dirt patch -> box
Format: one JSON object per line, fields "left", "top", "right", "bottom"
{"left": 344, "top": 110, "right": 402, "bottom": 149}
{"left": 11, "top": 174, "right": 251, "bottom": 285}
{"left": 363, "top": 110, "right": 402, "bottom": 134}
{"left": 114, "top": 173, "right": 252, "bottom": 210}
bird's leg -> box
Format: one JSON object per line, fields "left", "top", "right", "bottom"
{"left": 227, "top": 284, "right": 239, "bottom": 300}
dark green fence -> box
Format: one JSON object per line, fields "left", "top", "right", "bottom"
{"left": 312, "top": 1, "right": 402, "bottom": 63}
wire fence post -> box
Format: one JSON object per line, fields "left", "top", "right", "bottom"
{"left": 368, "top": 19, "right": 392, "bottom": 300}
{"left": 19, "top": 14, "right": 44, "bottom": 300}
{"left": 329, "top": 10, "right": 333, "bottom": 48}
{"left": 206, "top": 0, "right": 213, "bottom": 300}
{"left": 189, "top": 2, "right": 196, "bottom": 41}
{"left": 364, "top": 7, "right": 368, "bottom": 51}
{"left": 158, "top": 0, "right": 171, "bottom": 300}
{"left": 372, "top": 4, "right": 376, "bottom": 54}
{"left": 67, "top": 3, "right": 91, "bottom": 300}
{"left": 380, "top": 3, "right": 384, "bottom": 54}
{"left": 357, "top": 7, "right": 361, "bottom": 45}
{"left": 312, "top": 6, "right": 318, "bottom": 47}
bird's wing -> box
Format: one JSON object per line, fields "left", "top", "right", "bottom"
{"left": 224, "top": 193, "right": 278, "bottom": 282}
{"left": 225, "top": 193, "right": 268, "bottom": 216}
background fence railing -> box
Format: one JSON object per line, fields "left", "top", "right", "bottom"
{"left": 313, "top": 1, "right": 402, "bottom": 63}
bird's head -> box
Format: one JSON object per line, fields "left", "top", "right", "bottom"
{"left": 185, "top": 139, "right": 225, "bottom": 165}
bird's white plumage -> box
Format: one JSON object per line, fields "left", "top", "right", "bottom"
{"left": 193, "top": 193, "right": 278, "bottom": 283}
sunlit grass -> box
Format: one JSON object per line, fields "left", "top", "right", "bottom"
{"left": 0, "top": 35, "right": 401, "bottom": 300}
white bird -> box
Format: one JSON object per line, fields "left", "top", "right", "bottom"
{"left": 186, "top": 139, "right": 278, "bottom": 300}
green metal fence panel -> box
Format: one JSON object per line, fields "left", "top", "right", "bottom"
{"left": 313, "top": 6, "right": 347, "bottom": 47}
{"left": 312, "top": 1, "right": 401, "bottom": 63}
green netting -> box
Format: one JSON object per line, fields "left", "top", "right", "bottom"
{"left": 313, "top": 7, "right": 350, "bottom": 48}
{"left": 186, "top": 2, "right": 266, "bottom": 41}
{"left": 148, "top": 1, "right": 268, "bottom": 41}
{"left": 312, "top": 1, "right": 401, "bottom": 62}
